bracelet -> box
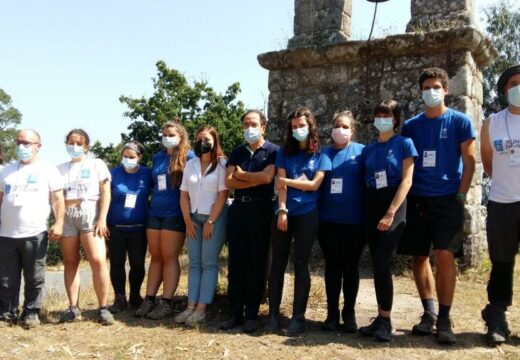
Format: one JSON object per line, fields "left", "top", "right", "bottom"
{"left": 206, "top": 219, "right": 215, "bottom": 225}
{"left": 275, "top": 208, "right": 289, "bottom": 216}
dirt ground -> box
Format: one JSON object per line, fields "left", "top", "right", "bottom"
{"left": 1, "top": 259, "right": 520, "bottom": 360}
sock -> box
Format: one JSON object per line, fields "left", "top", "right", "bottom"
{"left": 145, "top": 295, "right": 156, "bottom": 302}
{"left": 161, "top": 297, "right": 172, "bottom": 304}
{"left": 438, "top": 304, "right": 451, "bottom": 319}
{"left": 421, "top": 298, "right": 436, "bottom": 314}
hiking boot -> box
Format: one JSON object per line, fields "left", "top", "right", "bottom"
{"left": 60, "top": 306, "right": 82, "bottom": 323}
{"left": 373, "top": 317, "right": 392, "bottom": 342}
{"left": 436, "top": 317, "right": 457, "bottom": 344}
{"left": 219, "top": 316, "right": 243, "bottom": 330}
{"left": 185, "top": 311, "right": 205, "bottom": 326}
{"left": 109, "top": 294, "right": 128, "bottom": 314}
{"left": 98, "top": 307, "right": 115, "bottom": 326}
{"left": 286, "top": 316, "right": 305, "bottom": 337}
{"left": 147, "top": 300, "right": 173, "bottom": 320}
{"left": 174, "top": 308, "right": 195, "bottom": 324}
{"left": 243, "top": 319, "right": 259, "bottom": 334}
{"left": 481, "top": 304, "right": 510, "bottom": 345}
{"left": 135, "top": 297, "right": 156, "bottom": 318}
{"left": 359, "top": 316, "right": 381, "bottom": 337}
{"left": 20, "top": 311, "right": 40, "bottom": 329}
{"left": 321, "top": 314, "right": 340, "bottom": 331}
{"left": 342, "top": 311, "right": 358, "bottom": 333}
{"left": 129, "top": 293, "right": 143, "bottom": 308}
{"left": 412, "top": 311, "right": 437, "bottom": 335}
{"left": 265, "top": 313, "right": 280, "bottom": 333}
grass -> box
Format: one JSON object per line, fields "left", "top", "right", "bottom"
{"left": 2, "top": 253, "right": 520, "bottom": 359}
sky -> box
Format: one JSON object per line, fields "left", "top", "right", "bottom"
{"left": 0, "top": 0, "right": 506, "bottom": 164}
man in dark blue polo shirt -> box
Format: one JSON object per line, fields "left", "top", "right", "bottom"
{"left": 220, "top": 110, "right": 279, "bottom": 333}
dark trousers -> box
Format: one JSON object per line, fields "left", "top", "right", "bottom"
{"left": 318, "top": 222, "right": 365, "bottom": 319}
{"left": 365, "top": 187, "right": 406, "bottom": 312}
{"left": 0, "top": 232, "right": 48, "bottom": 314}
{"left": 108, "top": 227, "right": 147, "bottom": 296}
{"left": 269, "top": 209, "right": 319, "bottom": 318}
{"left": 227, "top": 201, "right": 273, "bottom": 320}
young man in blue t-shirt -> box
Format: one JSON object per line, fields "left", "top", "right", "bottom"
{"left": 397, "top": 67, "right": 476, "bottom": 344}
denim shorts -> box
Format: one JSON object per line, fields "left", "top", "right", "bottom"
{"left": 63, "top": 201, "right": 99, "bottom": 237}
{"left": 147, "top": 215, "right": 185, "bottom": 232}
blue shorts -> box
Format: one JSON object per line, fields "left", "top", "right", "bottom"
{"left": 147, "top": 215, "right": 185, "bottom": 232}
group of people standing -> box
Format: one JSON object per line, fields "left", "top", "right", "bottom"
{"left": 0, "top": 65, "right": 519, "bottom": 347}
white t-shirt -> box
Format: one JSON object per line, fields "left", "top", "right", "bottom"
{"left": 180, "top": 157, "right": 227, "bottom": 215}
{"left": 57, "top": 157, "right": 111, "bottom": 201}
{"left": 0, "top": 160, "right": 63, "bottom": 238}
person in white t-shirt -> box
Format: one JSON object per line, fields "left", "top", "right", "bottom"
{"left": 175, "top": 126, "right": 229, "bottom": 325}
{"left": 57, "top": 129, "right": 114, "bottom": 326}
{"left": 0, "top": 129, "right": 65, "bottom": 329}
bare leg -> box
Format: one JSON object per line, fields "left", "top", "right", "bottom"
{"left": 160, "top": 230, "right": 185, "bottom": 298}
{"left": 145, "top": 229, "right": 163, "bottom": 296}
{"left": 412, "top": 255, "right": 435, "bottom": 300}
{"left": 80, "top": 232, "right": 110, "bottom": 307}
{"left": 434, "top": 250, "right": 456, "bottom": 306}
{"left": 60, "top": 236, "right": 81, "bottom": 306}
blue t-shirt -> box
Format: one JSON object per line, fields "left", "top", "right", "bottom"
{"left": 275, "top": 150, "right": 332, "bottom": 216}
{"left": 149, "top": 149, "right": 195, "bottom": 217}
{"left": 319, "top": 143, "right": 365, "bottom": 224}
{"left": 107, "top": 165, "right": 152, "bottom": 231}
{"left": 402, "top": 108, "right": 475, "bottom": 196}
{"left": 226, "top": 141, "right": 280, "bottom": 200}
{"left": 362, "top": 135, "right": 418, "bottom": 190}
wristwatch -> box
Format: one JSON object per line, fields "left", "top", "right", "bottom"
{"left": 206, "top": 219, "right": 215, "bottom": 225}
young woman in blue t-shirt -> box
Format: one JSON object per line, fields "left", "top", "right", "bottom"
{"left": 135, "top": 120, "right": 194, "bottom": 319}
{"left": 266, "top": 107, "right": 331, "bottom": 336}
{"left": 358, "top": 100, "right": 417, "bottom": 341}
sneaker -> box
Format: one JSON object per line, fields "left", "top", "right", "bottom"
{"left": 174, "top": 308, "right": 195, "bottom": 324}
{"left": 185, "top": 311, "right": 205, "bottom": 326}
{"left": 129, "top": 293, "right": 143, "bottom": 308}
{"left": 286, "top": 316, "right": 305, "bottom": 337}
{"left": 135, "top": 297, "right": 156, "bottom": 318}
{"left": 219, "top": 316, "right": 243, "bottom": 330}
{"left": 321, "top": 314, "right": 339, "bottom": 331}
{"left": 359, "top": 317, "right": 380, "bottom": 336}
{"left": 482, "top": 304, "right": 510, "bottom": 345}
{"left": 98, "top": 307, "right": 115, "bottom": 326}
{"left": 342, "top": 311, "right": 358, "bottom": 333}
{"left": 60, "top": 306, "right": 82, "bottom": 323}
{"left": 109, "top": 294, "right": 128, "bottom": 314}
{"left": 373, "top": 317, "right": 392, "bottom": 342}
{"left": 264, "top": 314, "right": 280, "bottom": 333}
{"left": 0, "top": 312, "right": 17, "bottom": 325}
{"left": 21, "top": 311, "right": 40, "bottom": 329}
{"left": 147, "top": 300, "right": 173, "bottom": 320}
{"left": 243, "top": 319, "right": 259, "bottom": 334}
{"left": 412, "top": 311, "right": 437, "bottom": 335}
{"left": 436, "top": 317, "right": 457, "bottom": 344}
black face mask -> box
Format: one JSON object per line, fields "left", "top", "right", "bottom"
{"left": 194, "top": 139, "right": 213, "bottom": 157}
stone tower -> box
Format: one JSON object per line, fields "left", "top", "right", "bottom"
{"left": 258, "top": 0, "right": 497, "bottom": 267}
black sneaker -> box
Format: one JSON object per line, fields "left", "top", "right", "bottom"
{"left": 99, "top": 307, "right": 115, "bottom": 326}
{"left": 373, "top": 317, "right": 392, "bottom": 342}
{"left": 359, "top": 316, "right": 380, "bottom": 337}
{"left": 481, "top": 304, "right": 510, "bottom": 345}
{"left": 412, "top": 311, "right": 437, "bottom": 335}
{"left": 219, "top": 316, "right": 243, "bottom": 331}
{"left": 436, "top": 317, "right": 456, "bottom": 345}
{"left": 0, "top": 312, "right": 17, "bottom": 325}
{"left": 129, "top": 293, "right": 143, "bottom": 308}
{"left": 243, "top": 319, "right": 259, "bottom": 334}
{"left": 286, "top": 316, "right": 305, "bottom": 337}
{"left": 342, "top": 311, "right": 358, "bottom": 333}
{"left": 60, "top": 306, "right": 82, "bottom": 323}
{"left": 109, "top": 294, "right": 128, "bottom": 314}
{"left": 264, "top": 314, "right": 280, "bottom": 333}
{"left": 321, "top": 314, "right": 340, "bottom": 331}
{"left": 20, "top": 311, "right": 40, "bottom": 329}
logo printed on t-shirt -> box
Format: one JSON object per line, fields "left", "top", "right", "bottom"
{"left": 441, "top": 128, "right": 448, "bottom": 138}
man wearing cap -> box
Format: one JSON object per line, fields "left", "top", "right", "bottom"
{"left": 480, "top": 64, "right": 520, "bottom": 345}
{"left": 0, "top": 129, "right": 65, "bottom": 328}
{"left": 220, "top": 110, "right": 279, "bottom": 333}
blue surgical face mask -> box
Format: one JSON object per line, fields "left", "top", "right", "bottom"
{"left": 508, "top": 85, "right": 520, "bottom": 108}
{"left": 243, "top": 127, "right": 261, "bottom": 144}
{"left": 374, "top": 117, "right": 394, "bottom": 133}
{"left": 16, "top": 144, "right": 34, "bottom": 162}
{"left": 422, "top": 88, "right": 444, "bottom": 107}
{"left": 162, "top": 136, "right": 179, "bottom": 149}
{"left": 66, "top": 144, "right": 85, "bottom": 159}
{"left": 122, "top": 157, "right": 139, "bottom": 170}
{"left": 292, "top": 126, "right": 309, "bottom": 142}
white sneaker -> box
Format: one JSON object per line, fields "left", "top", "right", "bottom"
{"left": 174, "top": 308, "right": 194, "bottom": 324}
{"left": 185, "top": 311, "right": 205, "bottom": 326}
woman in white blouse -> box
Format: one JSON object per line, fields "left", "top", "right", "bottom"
{"left": 176, "top": 126, "right": 229, "bottom": 325}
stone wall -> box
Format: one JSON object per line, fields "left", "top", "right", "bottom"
{"left": 258, "top": 23, "right": 497, "bottom": 267}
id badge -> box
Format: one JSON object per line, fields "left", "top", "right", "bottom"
{"left": 157, "top": 174, "right": 167, "bottom": 191}
{"left": 66, "top": 185, "right": 79, "bottom": 200}
{"left": 13, "top": 192, "right": 29, "bottom": 207}
{"left": 423, "top": 150, "right": 436, "bottom": 167}
{"left": 509, "top": 148, "right": 520, "bottom": 167}
{"left": 375, "top": 170, "right": 388, "bottom": 189}
{"left": 125, "top": 193, "right": 137, "bottom": 208}
{"left": 330, "top": 178, "right": 343, "bottom": 194}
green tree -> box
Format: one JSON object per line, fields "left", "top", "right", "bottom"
{"left": 93, "top": 61, "right": 245, "bottom": 167}
{"left": 483, "top": 1, "right": 520, "bottom": 117}
{"left": 0, "top": 88, "right": 22, "bottom": 162}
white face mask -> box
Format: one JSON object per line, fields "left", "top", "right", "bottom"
{"left": 243, "top": 127, "right": 261, "bottom": 144}
{"left": 508, "top": 85, "right": 520, "bottom": 108}
{"left": 422, "top": 88, "right": 444, "bottom": 108}
{"left": 331, "top": 128, "right": 352, "bottom": 145}
{"left": 162, "top": 135, "right": 179, "bottom": 149}
{"left": 122, "top": 157, "right": 139, "bottom": 169}
{"left": 374, "top": 117, "right": 394, "bottom": 133}
{"left": 292, "top": 126, "right": 309, "bottom": 142}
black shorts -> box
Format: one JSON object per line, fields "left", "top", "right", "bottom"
{"left": 147, "top": 215, "right": 186, "bottom": 232}
{"left": 486, "top": 200, "right": 520, "bottom": 263}
{"left": 397, "top": 194, "right": 464, "bottom": 257}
